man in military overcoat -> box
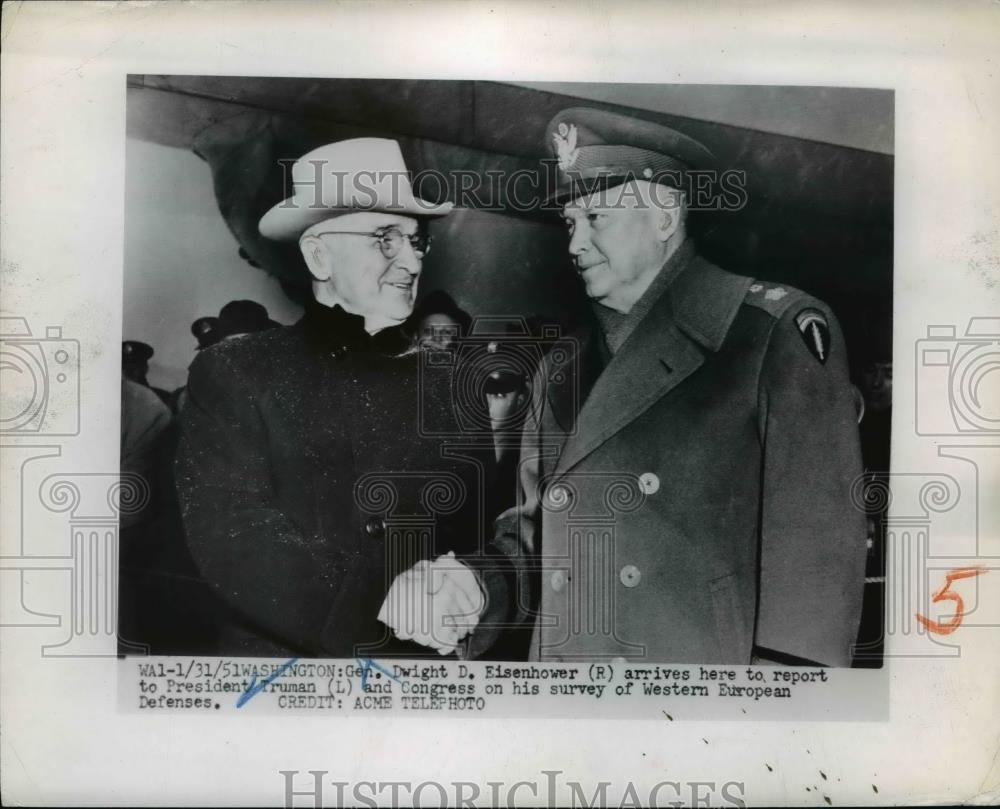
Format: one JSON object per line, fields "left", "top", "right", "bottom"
{"left": 386, "top": 108, "right": 868, "bottom": 667}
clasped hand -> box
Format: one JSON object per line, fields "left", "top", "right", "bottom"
{"left": 378, "top": 551, "right": 485, "bottom": 656}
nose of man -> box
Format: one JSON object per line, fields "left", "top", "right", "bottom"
{"left": 567, "top": 221, "right": 591, "bottom": 258}
{"left": 396, "top": 234, "right": 424, "bottom": 272}
{"left": 394, "top": 237, "right": 423, "bottom": 274}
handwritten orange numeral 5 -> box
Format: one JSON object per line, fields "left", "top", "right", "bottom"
{"left": 916, "top": 567, "right": 987, "bottom": 635}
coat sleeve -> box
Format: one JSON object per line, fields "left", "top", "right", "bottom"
{"left": 175, "top": 349, "right": 380, "bottom": 655}
{"left": 755, "top": 300, "right": 868, "bottom": 666}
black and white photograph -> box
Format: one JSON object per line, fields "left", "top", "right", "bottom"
{"left": 4, "top": 3, "right": 998, "bottom": 806}
{"left": 119, "top": 76, "right": 891, "bottom": 668}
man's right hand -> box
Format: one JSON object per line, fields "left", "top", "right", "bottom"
{"left": 378, "top": 552, "right": 485, "bottom": 655}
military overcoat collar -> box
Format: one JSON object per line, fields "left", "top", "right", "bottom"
{"left": 669, "top": 246, "right": 752, "bottom": 352}
{"left": 547, "top": 242, "right": 752, "bottom": 478}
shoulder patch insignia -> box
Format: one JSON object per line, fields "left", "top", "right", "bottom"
{"left": 795, "top": 308, "right": 830, "bottom": 364}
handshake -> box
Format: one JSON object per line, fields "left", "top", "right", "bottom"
{"left": 378, "top": 551, "right": 485, "bottom": 656}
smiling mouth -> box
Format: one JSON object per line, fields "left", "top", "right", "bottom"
{"left": 577, "top": 261, "right": 606, "bottom": 273}
{"left": 385, "top": 280, "right": 414, "bottom": 292}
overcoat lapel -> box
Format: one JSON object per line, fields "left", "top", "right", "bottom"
{"left": 552, "top": 298, "right": 704, "bottom": 478}
{"left": 549, "top": 250, "right": 753, "bottom": 480}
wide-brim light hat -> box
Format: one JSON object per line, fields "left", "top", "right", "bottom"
{"left": 259, "top": 138, "right": 453, "bottom": 241}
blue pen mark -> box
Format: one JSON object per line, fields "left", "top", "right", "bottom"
{"left": 236, "top": 657, "right": 299, "bottom": 708}
{"left": 356, "top": 657, "right": 403, "bottom": 691}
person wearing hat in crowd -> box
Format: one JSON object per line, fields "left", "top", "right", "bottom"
{"left": 409, "top": 289, "right": 472, "bottom": 352}
{"left": 217, "top": 299, "right": 281, "bottom": 341}
{"left": 174, "top": 137, "right": 497, "bottom": 658}
{"left": 386, "top": 107, "right": 868, "bottom": 666}
{"left": 481, "top": 347, "right": 530, "bottom": 515}
{"left": 170, "top": 304, "right": 277, "bottom": 414}
{"left": 122, "top": 341, "right": 172, "bottom": 406}
{"left": 165, "top": 316, "right": 222, "bottom": 415}
{"left": 191, "top": 316, "right": 221, "bottom": 351}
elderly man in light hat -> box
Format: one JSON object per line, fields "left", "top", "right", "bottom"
{"left": 390, "top": 108, "right": 868, "bottom": 666}
{"left": 174, "top": 138, "right": 489, "bottom": 658}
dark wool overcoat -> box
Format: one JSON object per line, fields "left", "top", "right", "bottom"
{"left": 175, "top": 301, "right": 496, "bottom": 658}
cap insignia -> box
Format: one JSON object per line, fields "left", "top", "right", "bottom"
{"left": 553, "top": 123, "right": 579, "bottom": 171}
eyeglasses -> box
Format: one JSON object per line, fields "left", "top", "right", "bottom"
{"left": 310, "top": 226, "right": 431, "bottom": 258}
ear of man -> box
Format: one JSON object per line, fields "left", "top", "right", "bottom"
{"left": 652, "top": 208, "right": 675, "bottom": 243}
{"left": 299, "top": 234, "right": 333, "bottom": 282}
{"left": 648, "top": 184, "right": 686, "bottom": 245}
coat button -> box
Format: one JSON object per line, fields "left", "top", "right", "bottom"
{"left": 638, "top": 472, "right": 660, "bottom": 495}
{"left": 550, "top": 570, "right": 567, "bottom": 592}
{"left": 611, "top": 656, "right": 628, "bottom": 664}
{"left": 365, "top": 517, "right": 386, "bottom": 537}
{"left": 546, "top": 484, "right": 571, "bottom": 509}
{"left": 620, "top": 565, "right": 641, "bottom": 588}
